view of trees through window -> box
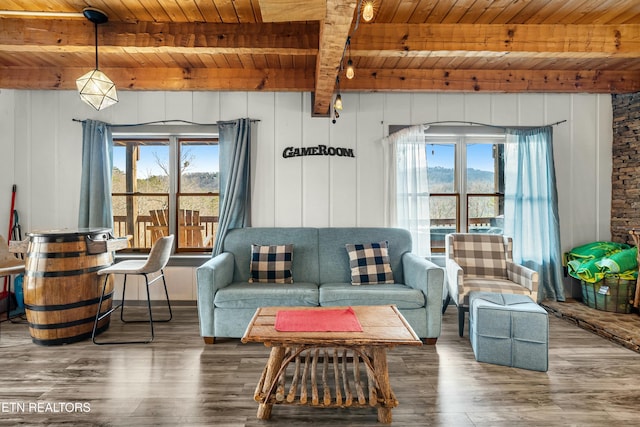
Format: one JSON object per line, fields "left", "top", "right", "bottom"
{"left": 426, "top": 134, "right": 505, "bottom": 252}
{"left": 112, "top": 137, "right": 219, "bottom": 252}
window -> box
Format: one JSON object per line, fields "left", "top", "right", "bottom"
{"left": 426, "top": 127, "right": 505, "bottom": 252}
{"left": 111, "top": 128, "right": 219, "bottom": 253}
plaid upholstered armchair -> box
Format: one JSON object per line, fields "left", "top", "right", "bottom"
{"left": 444, "top": 233, "right": 539, "bottom": 337}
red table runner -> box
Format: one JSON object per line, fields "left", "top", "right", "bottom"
{"left": 275, "top": 307, "right": 363, "bottom": 332}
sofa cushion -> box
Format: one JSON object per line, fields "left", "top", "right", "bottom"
{"left": 318, "top": 228, "right": 411, "bottom": 284}
{"left": 214, "top": 282, "right": 319, "bottom": 309}
{"left": 452, "top": 234, "right": 508, "bottom": 279}
{"left": 249, "top": 244, "right": 293, "bottom": 283}
{"left": 222, "top": 228, "right": 320, "bottom": 284}
{"left": 319, "top": 282, "right": 425, "bottom": 309}
{"left": 345, "top": 241, "right": 394, "bottom": 284}
{"left": 460, "top": 277, "right": 534, "bottom": 306}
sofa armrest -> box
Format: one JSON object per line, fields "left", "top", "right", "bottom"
{"left": 445, "top": 257, "right": 464, "bottom": 306}
{"left": 507, "top": 262, "right": 539, "bottom": 297}
{"left": 403, "top": 253, "right": 444, "bottom": 296}
{"left": 196, "top": 252, "right": 235, "bottom": 339}
{"left": 402, "top": 253, "right": 445, "bottom": 339}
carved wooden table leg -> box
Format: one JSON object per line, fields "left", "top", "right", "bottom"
{"left": 371, "top": 347, "right": 393, "bottom": 424}
{"left": 257, "top": 346, "right": 286, "bottom": 420}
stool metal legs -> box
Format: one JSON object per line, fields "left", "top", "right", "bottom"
{"left": 92, "top": 269, "right": 172, "bottom": 345}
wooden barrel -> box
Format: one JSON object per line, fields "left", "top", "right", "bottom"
{"left": 24, "top": 229, "right": 114, "bottom": 345}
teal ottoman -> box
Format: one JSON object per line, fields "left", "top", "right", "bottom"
{"left": 469, "top": 292, "right": 548, "bottom": 372}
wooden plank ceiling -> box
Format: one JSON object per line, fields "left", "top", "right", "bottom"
{"left": 1, "top": 0, "right": 640, "bottom": 115}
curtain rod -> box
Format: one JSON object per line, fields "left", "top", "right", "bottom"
{"left": 419, "top": 120, "right": 566, "bottom": 131}
{"left": 216, "top": 118, "right": 261, "bottom": 125}
{"left": 72, "top": 118, "right": 260, "bottom": 127}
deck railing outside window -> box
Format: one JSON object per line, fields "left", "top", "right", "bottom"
{"left": 113, "top": 214, "right": 218, "bottom": 250}
{"left": 429, "top": 192, "right": 504, "bottom": 252}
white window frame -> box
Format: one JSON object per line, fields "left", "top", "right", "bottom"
{"left": 423, "top": 126, "right": 506, "bottom": 251}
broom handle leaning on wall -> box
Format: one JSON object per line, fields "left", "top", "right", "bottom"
{"left": 3, "top": 185, "right": 17, "bottom": 293}
{"left": 7, "top": 185, "right": 16, "bottom": 239}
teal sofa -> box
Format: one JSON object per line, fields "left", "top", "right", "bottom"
{"left": 196, "top": 227, "right": 444, "bottom": 344}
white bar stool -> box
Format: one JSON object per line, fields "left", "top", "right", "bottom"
{"left": 92, "top": 235, "right": 174, "bottom": 344}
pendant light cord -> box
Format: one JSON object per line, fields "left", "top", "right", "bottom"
{"left": 94, "top": 21, "right": 99, "bottom": 70}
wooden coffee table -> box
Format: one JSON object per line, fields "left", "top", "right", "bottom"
{"left": 241, "top": 305, "right": 422, "bottom": 424}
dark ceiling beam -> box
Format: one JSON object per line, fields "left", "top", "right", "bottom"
{"left": 2, "top": 17, "right": 640, "bottom": 94}
{"left": 3, "top": 66, "right": 639, "bottom": 93}
{"left": 0, "top": 67, "right": 315, "bottom": 91}
{"left": 312, "top": 0, "right": 358, "bottom": 116}
{"left": 352, "top": 23, "right": 640, "bottom": 54}
{"left": 0, "top": 18, "right": 319, "bottom": 49}
{"left": 340, "top": 68, "right": 640, "bottom": 93}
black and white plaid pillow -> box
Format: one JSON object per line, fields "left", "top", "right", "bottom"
{"left": 345, "top": 241, "right": 395, "bottom": 285}
{"left": 249, "top": 244, "right": 293, "bottom": 284}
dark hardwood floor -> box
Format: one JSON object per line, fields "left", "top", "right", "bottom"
{"left": 1, "top": 305, "right": 639, "bottom": 426}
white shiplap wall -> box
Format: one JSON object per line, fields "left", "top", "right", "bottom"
{"left": 0, "top": 90, "right": 613, "bottom": 299}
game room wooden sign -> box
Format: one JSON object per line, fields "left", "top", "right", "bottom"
{"left": 282, "top": 144, "right": 355, "bottom": 158}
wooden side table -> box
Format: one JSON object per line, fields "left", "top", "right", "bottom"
{"left": 241, "top": 305, "right": 422, "bottom": 424}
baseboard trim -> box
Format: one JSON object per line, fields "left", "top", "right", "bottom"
{"left": 114, "top": 300, "right": 197, "bottom": 307}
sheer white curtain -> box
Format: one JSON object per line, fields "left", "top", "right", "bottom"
{"left": 382, "top": 125, "right": 431, "bottom": 257}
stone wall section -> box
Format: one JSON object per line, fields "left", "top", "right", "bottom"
{"left": 612, "top": 93, "right": 640, "bottom": 245}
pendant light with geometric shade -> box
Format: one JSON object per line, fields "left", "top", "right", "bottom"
{"left": 76, "top": 8, "right": 118, "bottom": 110}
